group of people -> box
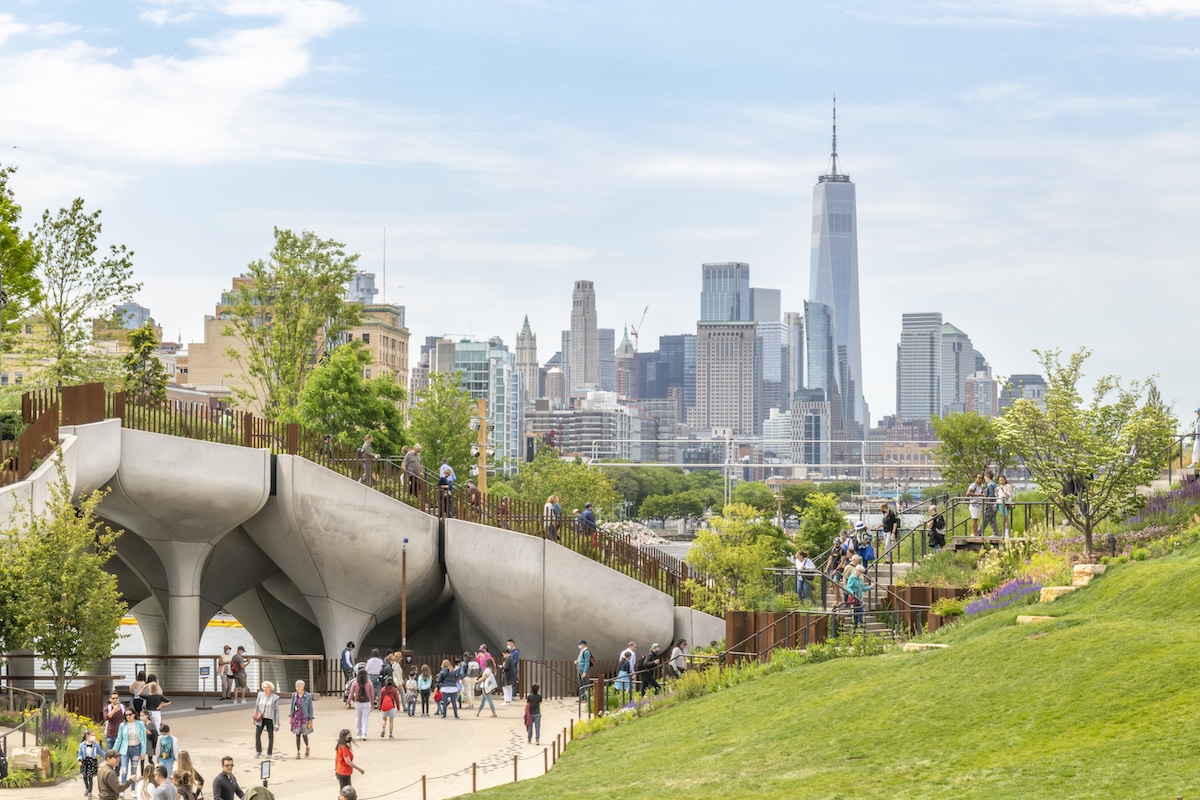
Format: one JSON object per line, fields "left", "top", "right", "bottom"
{"left": 90, "top": 678, "right": 195, "bottom": 800}
{"left": 84, "top": 741, "right": 205, "bottom": 800}
{"left": 601, "top": 640, "right": 688, "bottom": 697}
{"left": 966, "top": 470, "right": 1014, "bottom": 537}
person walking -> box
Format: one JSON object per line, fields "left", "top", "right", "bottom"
{"left": 638, "top": 644, "right": 663, "bottom": 696}
{"left": 78, "top": 730, "right": 104, "bottom": 799}
{"left": 1188, "top": 407, "right": 1200, "bottom": 470}
{"left": 96, "top": 749, "right": 134, "bottom": 800}
{"left": 230, "top": 647, "right": 250, "bottom": 704}
{"left": 365, "top": 649, "right": 384, "bottom": 703}
{"left": 524, "top": 684, "right": 543, "bottom": 746}
{"left": 435, "top": 659, "right": 461, "bottom": 718}
{"left": 358, "top": 434, "right": 374, "bottom": 484}
{"left": 795, "top": 550, "right": 816, "bottom": 601}
{"left": 544, "top": 495, "right": 561, "bottom": 541}
{"left": 403, "top": 444, "right": 422, "bottom": 497}
{"left": 966, "top": 473, "right": 984, "bottom": 536}
{"left": 576, "top": 640, "right": 592, "bottom": 697}
{"left": 340, "top": 642, "right": 356, "bottom": 683}
{"left": 928, "top": 504, "right": 947, "bottom": 551}
{"left": 475, "top": 660, "right": 498, "bottom": 717}
{"left": 349, "top": 667, "right": 375, "bottom": 739}
{"left": 102, "top": 692, "right": 125, "bottom": 751}
{"left": 129, "top": 671, "right": 147, "bottom": 717}
{"left": 404, "top": 671, "right": 418, "bottom": 717}
{"left": 218, "top": 646, "right": 234, "bottom": 700}
{"left": 142, "top": 680, "right": 171, "bottom": 731}
{"left": 334, "top": 729, "right": 364, "bottom": 791}
{"left": 211, "top": 756, "right": 243, "bottom": 800}
{"left": 615, "top": 642, "right": 636, "bottom": 692}
{"left": 846, "top": 564, "right": 869, "bottom": 630}
{"left": 175, "top": 751, "right": 203, "bottom": 800}
{"left": 666, "top": 640, "right": 688, "bottom": 679}
{"left": 580, "top": 502, "right": 599, "bottom": 548}
{"left": 875, "top": 502, "right": 900, "bottom": 559}
{"left": 981, "top": 470, "right": 1000, "bottom": 536}
{"left": 378, "top": 677, "right": 401, "bottom": 738}
{"left": 114, "top": 707, "right": 146, "bottom": 787}
{"left": 996, "top": 475, "right": 1014, "bottom": 538}
{"left": 417, "top": 664, "right": 433, "bottom": 717}
{"left": 290, "top": 679, "right": 314, "bottom": 759}
{"left": 156, "top": 724, "right": 178, "bottom": 781}
{"left": 252, "top": 681, "right": 280, "bottom": 760}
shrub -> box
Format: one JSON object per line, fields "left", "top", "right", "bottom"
{"left": 900, "top": 550, "right": 979, "bottom": 588}
{"left": 931, "top": 597, "right": 966, "bottom": 617}
{"left": 1131, "top": 548, "right": 1150, "bottom": 561}
{"left": 965, "top": 577, "right": 1041, "bottom": 616}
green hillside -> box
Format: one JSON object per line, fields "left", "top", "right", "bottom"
{"left": 481, "top": 545, "right": 1200, "bottom": 799}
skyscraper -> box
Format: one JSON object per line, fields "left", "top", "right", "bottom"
{"left": 568, "top": 280, "right": 598, "bottom": 391}
{"left": 516, "top": 315, "right": 538, "bottom": 403}
{"left": 896, "top": 312, "right": 944, "bottom": 422}
{"left": 751, "top": 287, "right": 784, "bottom": 418}
{"left": 700, "top": 262, "right": 751, "bottom": 322}
{"left": 942, "top": 322, "right": 988, "bottom": 416}
{"left": 690, "top": 321, "right": 759, "bottom": 435}
{"left": 808, "top": 99, "right": 865, "bottom": 433}
{"left": 783, "top": 310, "right": 804, "bottom": 406}
{"left": 599, "top": 327, "right": 615, "bottom": 392}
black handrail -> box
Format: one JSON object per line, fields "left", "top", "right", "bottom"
{"left": 0, "top": 684, "right": 47, "bottom": 763}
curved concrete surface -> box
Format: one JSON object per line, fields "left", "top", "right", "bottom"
{"left": 0, "top": 419, "right": 722, "bottom": 661}
{"left": 445, "top": 518, "right": 677, "bottom": 661}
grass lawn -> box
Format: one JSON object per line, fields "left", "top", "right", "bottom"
{"left": 479, "top": 544, "right": 1200, "bottom": 799}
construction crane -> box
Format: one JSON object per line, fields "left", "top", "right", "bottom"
{"left": 627, "top": 305, "right": 649, "bottom": 402}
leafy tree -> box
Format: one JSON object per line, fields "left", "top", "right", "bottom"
{"left": 996, "top": 348, "right": 1176, "bottom": 556}
{"left": 489, "top": 444, "right": 619, "bottom": 516}
{"left": 32, "top": 198, "right": 139, "bottom": 386}
{"left": 780, "top": 483, "right": 818, "bottom": 514}
{"left": 797, "top": 492, "right": 846, "bottom": 555}
{"left": 285, "top": 341, "right": 408, "bottom": 457}
{"left": 819, "top": 480, "right": 861, "bottom": 501}
{"left": 639, "top": 489, "right": 713, "bottom": 519}
{"left": 223, "top": 227, "right": 360, "bottom": 418}
{"left": 2, "top": 454, "right": 126, "bottom": 703}
{"left": 732, "top": 481, "right": 776, "bottom": 515}
{"left": 683, "top": 503, "right": 794, "bottom": 614}
{"left": 0, "top": 164, "right": 42, "bottom": 353}
{"left": 408, "top": 369, "right": 476, "bottom": 480}
{"left": 121, "top": 322, "right": 167, "bottom": 404}
{"left": 932, "top": 411, "right": 1012, "bottom": 493}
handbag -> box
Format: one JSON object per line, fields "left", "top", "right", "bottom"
{"left": 252, "top": 710, "right": 263, "bottom": 723}
{"left": 433, "top": 689, "right": 443, "bottom": 702}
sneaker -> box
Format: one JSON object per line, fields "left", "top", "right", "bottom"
{"left": 388, "top": 733, "right": 393, "bottom": 738}
{"left": 255, "top": 753, "right": 262, "bottom": 758}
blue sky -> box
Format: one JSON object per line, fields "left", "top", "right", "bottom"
{"left": 2, "top": 0, "right": 1198, "bottom": 421}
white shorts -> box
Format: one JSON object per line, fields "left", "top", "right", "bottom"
{"left": 969, "top": 505, "right": 982, "bottom": 519}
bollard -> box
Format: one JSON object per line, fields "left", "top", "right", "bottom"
{"left": 552, "top": 739, "right": 557, "bottom": 764}
{"left": 421, "top": 775, "right": 426, "bottom": 800}
{"left": 472, "top": 762, "right": 477, "bottom": 792}
{"left": 544, "top": 747, "right": 548, "bottom": 773}
{"left": 513, "top": 754, "right": 518, "bottom": 782}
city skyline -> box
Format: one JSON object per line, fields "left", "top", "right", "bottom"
{"left": 2, "top": 2, "right": 1199, "bottom": 418}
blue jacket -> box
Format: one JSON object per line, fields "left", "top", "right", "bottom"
{"left": 114, "top": 720, "right": 147, "bottom": 756}
{"left": 77, "top": 740, "right": 104, "bottom": 761}
{"left": 290, "top": 691, "right": 315, "bottom": 721}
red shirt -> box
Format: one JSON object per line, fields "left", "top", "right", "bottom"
{"left": 336, "top": 744, "right": 353, "bottom": 776}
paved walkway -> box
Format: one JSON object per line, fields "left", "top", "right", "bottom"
{"left": 39, "top": 694, "right": 582, "bottom": 800}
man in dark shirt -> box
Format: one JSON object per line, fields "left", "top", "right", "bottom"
{"left": 212, "top": 756, "right": 244, "bottom": 800}
{"left": 98, "top": 750, "right": 134, "bottom": 800}
{"left": 639, "top": 644, "right": 663, "bottom": 696}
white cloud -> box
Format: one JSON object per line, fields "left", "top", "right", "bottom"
{"left": 138, "top": 10, "right": 197, "bottom": 25}
{"left": 0, "top": 13, "right": 31, "bottom": 46}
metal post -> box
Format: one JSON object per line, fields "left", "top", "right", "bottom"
{"left": 476, "top": 399, "right": 488, "bottom": 493}
{"left": 401, "top": 538, "right": 409, "bottom": 648}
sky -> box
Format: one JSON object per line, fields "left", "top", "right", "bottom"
{"left": 1, "top": 0, "right": 1198, "bottom": 422}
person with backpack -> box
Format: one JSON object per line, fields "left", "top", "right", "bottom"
{"left": 637, "top": 644, "right": 663, "bottom": 696}
{"left": 378, "top": 676, "right": 401, "bottom": 738}
{"left": 230, "top": 647, "right": 249, "bottom": 704}
{"left": 875, "top": 503, "right": 900, "bottom": 560}
{"left": 349, "top": 667, "right": 375, "bottom": 739}
{"left": 981, "top": 470, "right": 1000, "bottom": 536}
{"left": 462, "top": 651, "right": 482, "bottom": 701}
{"left": 156, "top": 723, "right": 177, "bottom": 780}
{"left": 474, "top": 660, "right": 498, "bottom": 717}
{"left": 576, "top": 639, "right": 593, "bottom": 696}
{"left": 928, "top": 504, "right": 947, "bottom": 551}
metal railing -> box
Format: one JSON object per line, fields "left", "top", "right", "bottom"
{"left": 0, "top": 685, "right": 47, "bottom": 764}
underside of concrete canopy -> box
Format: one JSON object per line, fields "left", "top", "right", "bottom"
{"left": 0, "top": 419, "right": 721, "bottom": 661}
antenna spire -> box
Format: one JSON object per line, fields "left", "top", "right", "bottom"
{"left": 819, "top": 94, "right": 850, "bottom": 183}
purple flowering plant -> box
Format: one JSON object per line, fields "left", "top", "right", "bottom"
{"left": 965, "top": 576, "right": 1041, "bottom": 616}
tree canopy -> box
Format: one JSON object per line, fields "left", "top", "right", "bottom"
{"left": 683, "top": 503, "right": 794, "bottom": 615}
{"left": 1, "top": 455, "right": 126, "bottom": 704}
{"left": 121, "top": 322, "right": 167, "bottom": 404}
{"left": 797, "top": 491, "right": 846, "bottom": 556}
{"left": 488, "top": 444, "right": 620, "bottom": 517}
{"left": 0, "top": 164, "right": 42, "bottom": 354}
{"left": 33, "top": 198, "right": 138, "bottom": 387}
{"left": 932, "top": 411, "right": 1012, "bottom": 492}
{"left": 408, "top": 369, "right": 476, "bottom": 481}
{"left": 285, "top": 341, "right": 408, "bottom": 457}
{"left": 996, "top": 348, "right": 1176, "bottom": 556}
{"left": 223, "top": 227, "right": 360, "bottom": 418}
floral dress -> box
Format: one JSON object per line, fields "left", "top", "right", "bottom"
{"left": 290, "top": 691, "right": 314, "bottom": 735}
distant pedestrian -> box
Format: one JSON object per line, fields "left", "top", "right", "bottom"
{"left": 218, "top": 645, "right": 234, "bottom": 700}
{"left": 1188, "top": 407, "right": 1200, "bottom": 470}
{"left": 435, "top": 659, "right": 460, "bottom": 718}
{"left": 231, "top": 647, "right": 249, "bottom": 704}
{"left": 996, "top": 475, "right": 1014, "bottom": 538}
{"left": 142, "top": 681, "right": 170, "bottom": 732}
{"left": 875, "top": 503, "right": 900, "bottom": 558}
{"left": 322, "top": 433, "right": 334, "bottom": 463}
{"left": 378, "top": 677, "right": 401, "bottom": 738}
{"left": 78, "top": 730, "right": 104, "bottom": 799}
{"left": 475, "top": 661, "right": 498, "bottom": 717}
{"left": 334, "top": 729, "right": 364, "bottom": 790}
{"left": 102, "top": 692, "right": 125, "bottom": 750}
{"left": 417, "top": 664, "right": 433, "bottom": 717}
{"left": 847, "top": 564, "right": 869, "bottom": 629}
{"left": 928, "top": 504, "right": 947, "bottom": 551}
{"left": 466, "top": 480, "right": 481, "bottom": 519}
{"left": 157, "top": 724, "right": 177, "bottom": 779}
{"left": 498, "top": 496, "right": 511, "bottom": 529}
{"left": 966, "top": 473, "right": 985, "bottom": 536}
{"left": 403, "top": 443, "right": 423, "bottom": 496}
{"left": 795, "top": 550, "right": 816, "bottom": 601}
{"left": 666, "top": 640, "right": 688, "bottom": 679}
{"left": 340, "top": 642, "right": 356, "bottom": 682}
{"left": 365, "top": 649, "right": 384, "bottom": 702}
{"left": 524, "top": 684, "right": 543, "bottom": 745}
{"left": 358, "top": 435, "right": 374, "bottom": 484}
{"left": 130, "top": 671, "right": 147, "bottom": 717}
{"left": 544, "top": 495, "right": 562, "bottom": 541}
{"left": 290, "top": 679, "right": 314, "bottom": 759}
{"left": 349, "top": 668, "right": 374, "bottom": 739}
{"left": 438, "top": 467, "right": 454, "bottom": 517}
{"left": 252, "top": 681, "right": 279, "bottom": 759}
{"left": 404, "top": 672, "right": 418, "bottom": 717}
{"left": 638, "top": 644, "right": 663, "bottom": 696}
{"left": 576, "top": 639, "right": 592, "bottom": 695}
{"left": 580, "top": 502, "right": 599, "bottom": 548}
{"left": 981, "top": 470, "right": 1000, "bottom": 536}
{"left": 615, "top": 642, "right": 636, "bottom": 692}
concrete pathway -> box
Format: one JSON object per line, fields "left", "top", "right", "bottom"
{"left": 39, "top": 695, "right": 582, "bottom": 800}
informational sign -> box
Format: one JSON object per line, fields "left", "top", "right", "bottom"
{"left": 199, "top": 666, "right": 211, "bottom": 678}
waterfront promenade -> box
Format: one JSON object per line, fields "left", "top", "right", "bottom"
{"left": 39, "top": 694, "right": 579, "bottom": 800}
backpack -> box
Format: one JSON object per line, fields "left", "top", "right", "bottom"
{"left": 466, "top": 661, "right": 481, "bottom": 678}
{"left": 230, "top": 657, "right": 241, "bottom": 675}
{"left": 634, "top": 655, "right": 648, "bottom": 673}
{"left": 356, "top": 682, "right": 371, "bottom": 703}
{"left": 380, "top": 691, "right": 394, "bottom": 712}
{"left": 588, "top": 651, "right": 595, "bottom": 668}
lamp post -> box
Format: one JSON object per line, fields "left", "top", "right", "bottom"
{"left": 401, "top": 537, "right": 408, "bottom": 649}
{"left": 475, "top": 398, "right": 489, "bottom": 493}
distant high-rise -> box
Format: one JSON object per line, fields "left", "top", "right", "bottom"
{"left": 690, "top": 321, "right": 759, "bottom": 435}
{"left": 615, "top": 327, "right": 636, "bottom": 397}
{"left": 783, "top": 311, "right": 804, "bottom": 406}
{"left": 942, "top": 322, "right": 988, "bottom": 416}
{"left": 516, "top": 315, "right": 538, "bottom": 403}
{"left": 808, "top": 98, "right": 866, "bottom": 432}
{"left": 896, "top": 313, "right": 944, "bottom": 422}
{"left": 804, "top": 300, "right": 837, "bottom": 407}
{"left": 568, "top": 280, "right": 598, "bottom": 391}
{"left": 751, "top": 287, "right": 784, "bottom": 418}
{"left": 599, "top": 327, "right": 615, "bottom": 392}
{"left": 700, "top": 262, "right": 751, "bottom": 322}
